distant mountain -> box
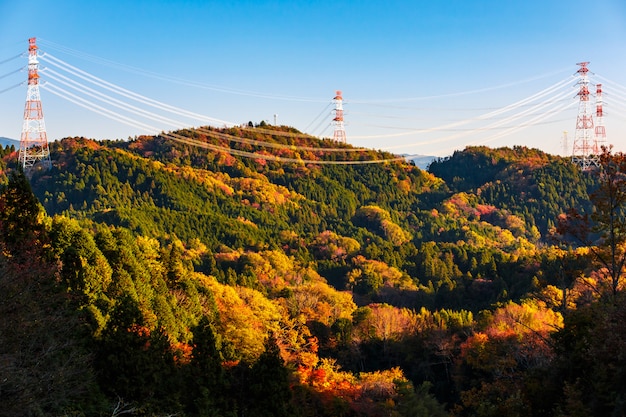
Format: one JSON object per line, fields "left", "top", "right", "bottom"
{"left": 408, "top": 154, "right": 438, "bottom": 170}
{"left": 0, "top": 137, "right": 18, "bottom": 148}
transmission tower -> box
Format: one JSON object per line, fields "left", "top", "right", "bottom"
{"left": 571, "top": 62, "right": 599, "bottom": 170}
{"left": 332, "top": 90, "right": 347, "bottom": 143}
{"left": 19, "top": 37, "right": 51, "bottom": 171}
{"left": 594, "top": 83, "right": 607, "bottom": 150}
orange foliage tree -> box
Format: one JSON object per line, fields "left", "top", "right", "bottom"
{"left": 456, "top": 300, "right": 563, "bottom": 416}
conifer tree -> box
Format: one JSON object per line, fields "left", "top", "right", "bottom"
{"left": 187, "top": 316, "right": 227, "bottom": 416}
{"left": 590, "top": 149, "right": 626, "bottom": 296}
{"left": 0, "top": 167, "right": 43, "bottom": 254}
{"left": 0, "top": 168, "right": 102, "bottom": 416}
{"left": 245, "top": 334, "right": 292, "bottom": 417}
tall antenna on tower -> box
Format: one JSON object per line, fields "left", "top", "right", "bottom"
{"left": 19, "top": 37, "right": 51, "bottom": 171}
{"left": 571, "top": 62, "right": 599, "bottom": 170}
{"left": 332, "top": 90, "right": 347, "bottom": 143}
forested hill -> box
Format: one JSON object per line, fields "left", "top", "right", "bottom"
{"left": 28, "top": 130, "right": 595, "bottom": 311}
{"left": 33, "top": 130, "right": 593, "bottom": 248}
{"left": 428, "top": 146, "right": 595, "bottom": 234}
{"left": 1, "top": 127, "right": 624, "bottom": 417}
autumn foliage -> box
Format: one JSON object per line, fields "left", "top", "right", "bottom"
{"left": 2, "top": 136, "right": 626, "bottom": 416}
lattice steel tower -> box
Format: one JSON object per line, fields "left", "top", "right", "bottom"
{"left": 19, "top": 37, "right": 51, "bottom": 171}
{"left": 571, "top": 62, "right": 599, "bottom": 170}
{"left": 594, "top": 83, "right": 607, "bottom": 150}
{"left": 332, "top": 90, "right": 346, "bottom": 143}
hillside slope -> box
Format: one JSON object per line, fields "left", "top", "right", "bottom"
{"left": 27, "top": 130, "right": 597, "bottom": 311}
{"left": 1, "top": 126, "right": 619, "bottom": 416}
{"left": 428, "top": 145, "right": 595, "bottom": 233}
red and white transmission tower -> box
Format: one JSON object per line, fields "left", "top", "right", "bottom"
{"left": 571, "top": 62, "right": 599, "bottom": 170}
{"left": 19, "top": 37, "right": 51, "bottom": 171}
{"left": 332, "top": 90, "right": 347, "bottom": 143}
{"left": 594, "top": 83, "right": 607, "bottom": 150}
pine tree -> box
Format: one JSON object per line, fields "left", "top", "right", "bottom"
{"left": 187, "top": 316, "right": 227, "bottom": 416}
{"left": 245, "top": 334, "right": 292, "bottom": 417}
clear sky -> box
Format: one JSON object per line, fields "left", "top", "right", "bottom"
{"left": 1, "top": 0, "right": 625, "bottom": 157}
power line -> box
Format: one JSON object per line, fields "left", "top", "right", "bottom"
{"left": 163, "top": 132, "right": 405, "bottom": 165}
{"left": 350, "top": 77, "right": 573, "bottom": 140}
{"left": 41, "top": 53, "right": 236, "bottom": 127}
{"left": 42, "top": 80, "right": 403, "bottom": 163}
{"left": 40, "top": 55, "right": 379, "bottom": 154}
{"left": 37, "top": 39, "right": 579, "bottom": 108}
{"left": 0, "top": 82, "right": 22, "bottom": 95}
{"left": 43, "top": 83, "right": 161, "bottom": 132}
{"left": 0, "top": 67, "right": 24, "bottom": 80}
{"left": 41, "top": 55, "right": 575, "bottom": 158}
{"left": 44, "top": 78, "right": 377, "bottom": 154}
{"left": 0, "top": 54, "right": 23, "bottom": 66}
{"left": 348, "top": 67, "right": 573, "bottom": 104}
{"left": 28, "top": 42, "right": 618, "bottom": 159}
{"left": 42, "top": 68, "right": 186, "bottom": 129}
{"left": 304, "top": 102, "right": 333, "bottom": 131}
{"left": 38, "top": 39, "right": 329, "bottom": 103}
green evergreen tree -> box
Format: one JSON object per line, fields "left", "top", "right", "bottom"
{"left": 95, "top": 295, "right": 179, "bottom": 411}
{"left": 187, "top": 316, "right": 228, "bottom": 416}
{"left": 0, "top": 168, "right": 104, "bottom": 416}
{"left": 0, "top": 167, "right": 43, "bottom": 254}
{"left": 245, "top": 334, "right": 292, "bottom": 417}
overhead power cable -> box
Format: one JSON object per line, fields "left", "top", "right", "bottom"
{"left": 0, "top": 82, "right": 22, "bottom": 95}
{"left": 37, "top": 38, "right": 574, "bottom": 105}
{"left": 0, "top": 67, "right": 24, "bottom": 80}
{"left": 41, "top": 53, "right": 236, "bottom": 127}
{"left": 472, "top": 100, "right": 578, "bottom": 147}
{"left": 378, "top": 87, "right": 574, "bottom": 150}
{"left": 42, "top": 83, "right": 405, "bottom": 164}
{"left": 38, "top": 39, "right": 329, "bottom": 103}
{"left": 42, "top": 68, "right": 187, "bottom": 129}
{"left": 349, "top": 67, "right": 573, "bottom": 104}
{"left": 163, "top": 132, "right": 405, "bottom": 165}
{"left": 0, "top": 54, "right": 22, "bottom": 66}
{"left": 435, "top": 99, "right": 578, "bottom": 156}
{"left": 193, "top": 127, "right": 369, "bottom": 153}
{"left": 33, "top": 41, "right": 606, "bottom": 159}
{"left": 40, "top": 53, "right": 576, "bottom": 158}
{"left": 597, "top": 75, "right": 626, "bottom": 94}
{"left": 304, "top": 103, "right": 333, "bottom": 131}
{"left": 350, "top": 77, "right": 573, "bottom": 139}
{"left": 39, "top": 58, "right": 375, "bottom": 153}
{"left": 43, "top": 83, "right": 160, "bottom": 132}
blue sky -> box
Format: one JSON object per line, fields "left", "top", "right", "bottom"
{"left": 1, "top": 0, "right": 625, "bottom": 157}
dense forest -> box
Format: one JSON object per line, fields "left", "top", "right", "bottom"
{"left": 1, "top": 125, "right": 625, "bottom": 417}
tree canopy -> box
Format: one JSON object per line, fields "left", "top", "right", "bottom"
{"left": 1, "top": 129, "right": 624, "bottom": 416}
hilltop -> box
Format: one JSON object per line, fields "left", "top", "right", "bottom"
{"left": 1, "top": 125, "right": 624, "bottom": 416}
